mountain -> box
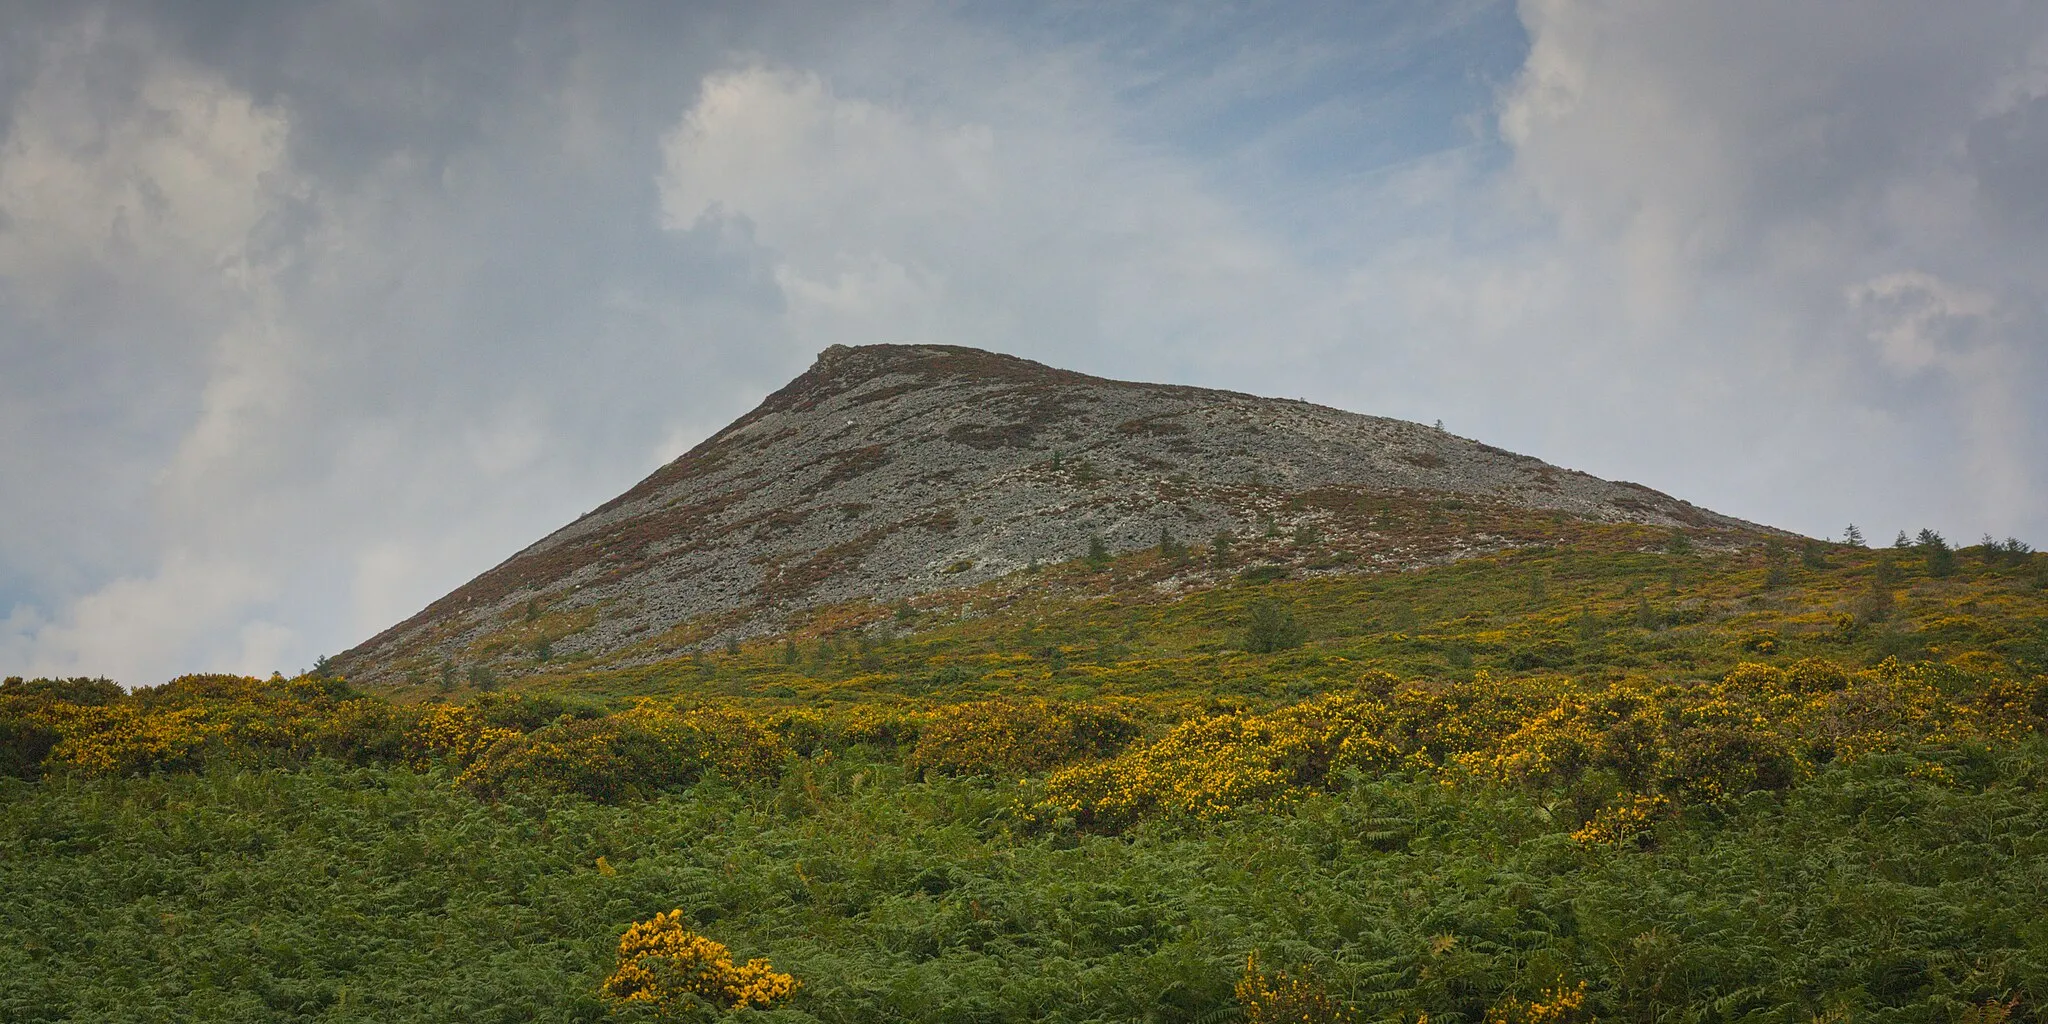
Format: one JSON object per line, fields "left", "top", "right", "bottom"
{"left": 333, "top": 343, "right": 1768, "bottom": 687}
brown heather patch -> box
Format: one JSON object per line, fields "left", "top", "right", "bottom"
{"left": 803, "top": 444, "right": 893, "bottom": 494}
{"left": 760, "top": 528, "right": 892, "bottom": 603}
{"left": 1115, "top": 414, "right": 1190, "bottom": 436}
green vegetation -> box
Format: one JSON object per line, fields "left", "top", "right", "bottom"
{"left": 1241, "top": 598, "right": 1304, "bottom": 653}
{"left": 3, "top": 524, "right": 2046, "bottom": 1021}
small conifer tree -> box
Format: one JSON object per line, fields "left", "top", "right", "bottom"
{"left": 1086, "top": 536, "right": 1110, "bottom": 568}
{"left": 1801, "top": 540, "right": 1829, "bottom": 569}
{"left": 1857, "top": 558, "right": 1897, "bottom": 622}
{"left": 1843, "top": 523, "right": 1865, "bottom": 547}
{"left": 2004, "top": 537, "right": 2035, "bottom": 566}
{"left": 1634, "top": 596, "right": 1661, "bottom": 630}
{"left": 1243, "top": 598, "right": 1305, "bottom": 653}
{"left": 1764, "top": 538, "right": 1792, "bottom": 588}
{"left": 1917, "top": 528, "right": 1957, "bottom": 577}
{"left": 1158, "top": 527, "right": 1186, "bottom": 562}
{"left": 1211, "top": 530, "right": 1234, "bottom": 567}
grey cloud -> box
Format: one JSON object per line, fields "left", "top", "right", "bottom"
{"left": 1970, "top": 92, "right": 2048, "bottom": 233}
{"left": 0, "top": 2, "right": 817, "bottom": 682}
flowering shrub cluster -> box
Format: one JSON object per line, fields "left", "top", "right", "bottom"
{"left": 765, "top": 702, "right": 921, "bottom": 756}
{"left": 904, "top": 698, "right": 1141, "bottom": 777}
{"left": 404, "top": 703, "right": 518, "bottom": 770}
{"left": 1026, "top": 692, "right": 1401, "bottom": 828}
{"left": 8, "top": 655, "right": 2038, "bottom": 833}
{"left": 599, "top": 910, "right": 796, "bottom": 1015}
{"left": 3, "top": 674, "right": 406, "bottom": 779}
{"left": 1236, "top": 952, "right": 1357, "bottom": 1024}
{"left": 4, "top": 676, "right": 1143, "bottom": 802}
{"left": 1567, "top": 794, "right": 1665, "bottom": 848}
{"left": 457, "top": 701, "right": 789, "bottom": 800}
{"left": 1485, "top": 981, "right": 1588, "bottom": 1024}
{"left": 1030, "top": 658, "right": 2045, "bottom": 833}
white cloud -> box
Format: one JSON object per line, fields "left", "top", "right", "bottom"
{"left": 0, "top": 22, "right": 306, "bottom": 683}
{"left": 1466, "top": 0, "right": 2048, "bottom": 533}
{"left": 655, "top": 62, "right": 1327, "bottom": 374}
{"left": 0, "top": 17, "right": 291, "bottom": 306}
{"left": 1850, "top": 271, "right": 1999, "bottom": 376}
{"left": 0, "top": 9, "right": 809, "bottom": 684}
{"left": 0, "top": 550, "right": 277, "bottom": 683}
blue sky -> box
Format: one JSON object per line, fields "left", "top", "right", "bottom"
{"left": 2, "top": 0, "right": 2044, "bottom": 684}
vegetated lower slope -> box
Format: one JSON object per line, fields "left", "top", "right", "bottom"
{"left": 5, "top": 529, "right": 2046, "bottom": 1022}
{"left": 332, "top": 344, "right": 1761, "bottom": 690}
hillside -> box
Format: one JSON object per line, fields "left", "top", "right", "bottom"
{"left": 5, "top": 531, "right": 2047, "bottom": 1022}
{"left": 335, "top": 344, "right": 1763, "bottom": 690}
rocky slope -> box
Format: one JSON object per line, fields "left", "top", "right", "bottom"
{"left": 334, "top": 344, "right": 1768, "bottom": 687}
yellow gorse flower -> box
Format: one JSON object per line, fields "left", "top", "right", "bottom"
{"left": 4, "top": 655, "right": 2038, "bottom": 825}
{"left": 599, "top": 910, "right": 796, "bottom": 1013}
{"left": 1236, "top": 951, "right": 1357, "bottom": 1024}
{"left": 1028, "top": 658, "right": 2046, "bottom": 830}
{"left": 1486, "top": 981, "right": 1588, "bottom": 1024}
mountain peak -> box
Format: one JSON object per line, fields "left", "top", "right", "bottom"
{"left": 334, "top": 345, "right": 1768, "bottom": 688}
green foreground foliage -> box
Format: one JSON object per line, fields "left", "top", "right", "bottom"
{"left": 7, "top": 748, "right": 2048, "bottom": 1022}
{"left": 3, "top": 528, "right": 2046, "bottom": 1021}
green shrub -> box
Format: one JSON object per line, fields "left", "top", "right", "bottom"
{"left": 1244, "top": 599, "right": 1305, "bottom": 653}
{"left": 0, "top": 715, "right": 60, "bottom": 780}
{"left": 1658, "top": 724, "right": 1799, "bottom": 805}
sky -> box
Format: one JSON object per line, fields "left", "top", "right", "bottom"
{"left": 2, "top": 0, "right": 2044, "bottom": 685}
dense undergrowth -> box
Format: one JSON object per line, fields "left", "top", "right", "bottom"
{"left": 3, "top": 531, "right": 2046, "bottom": 1021}
{"left": 7, "top": 745, "right": 2048, "bottom": 1022}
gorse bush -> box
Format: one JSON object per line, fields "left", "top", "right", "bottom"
{"left": 1031, "top": 658, "right": 2043, "bottom": 832}
{"left": 453, "top": 703, "right": 789, "bottom": 801}
{"left": 2, "top": 673, "right": 407, "bottom": 779}
{"left": 904, "top": 698, "right": 1142, "bottom": 778}
{"left": 1, "top": 678, "right": 1152, "bottom": 802}
{"left": 8, "top": 653, "right": 2042, "bottom": 839}
{"left": 1236, "top": 952, "right": 1356, "bottom": 1024}
{"left": 1029, "top": 691, "right": 1404, "bottom": 828}
{"left": 1485, "top": 981, "right": 1589, "bottom": 1024}
{"left": 599, "top": 910, "right": 796, "bottom": 1016}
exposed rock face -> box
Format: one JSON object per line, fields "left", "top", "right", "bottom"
{"left": 335, "top": 344, "right": 1760, "bottom": 685}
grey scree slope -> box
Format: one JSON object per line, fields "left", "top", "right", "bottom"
{"left": 334, "top": 343, "right": 1759, "bottom": 684}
